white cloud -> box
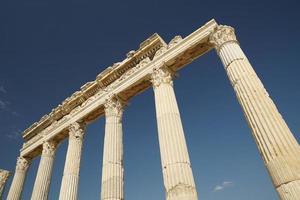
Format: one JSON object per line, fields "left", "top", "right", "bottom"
{"left": 0, "top": 99, "right": 7, "bottom": 110}
{"left": 213, "top": 181, "right": 233, "bottom": 192}
{"left": 0, "top": 86, "right": 6, "bottom": 94}
{"left": 6, "top": 129, "right": 21, "bottom": 140}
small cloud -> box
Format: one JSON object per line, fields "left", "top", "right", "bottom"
{"left": 0, "top": 86, "right": 6, "bottom": 94}
{"left": 213, "top": 181, "right": 233, "bottom": 192}
{"left": 6, "top": 129, "right": 21, "bottom": 140}
{"left": 0, "top": 99, "right": 8, "bottom": 110}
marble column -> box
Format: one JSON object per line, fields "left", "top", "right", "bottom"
{"left": 0, "top": 169, "right": 10, "bottom": 199}
{"left": 151, "top": 67, "right": 198, "bottom": 200}
{"left": 7, "top": 157, "right": 31, "bottom": 200}
{"left": 101, "top": 97, "right": 124, "bottom": 200}
{"left": 31, "top": 141, "right": 57, "bottom": 200}
{"left": 210, "top": 25, "right": 300, "bottom": 200}
{"left": 59, "top": 122, "right": 85, "bottom": 200}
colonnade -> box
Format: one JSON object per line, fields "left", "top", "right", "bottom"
{"left": 2, "top": 24, "right": 300, "bottom": 200}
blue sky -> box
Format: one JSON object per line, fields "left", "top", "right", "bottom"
{"left": 1, "top": 0, "right": 300, "bottom": 199}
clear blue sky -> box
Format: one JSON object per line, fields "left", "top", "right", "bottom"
{"left": 1, "top": 0, "right": 300, "bottom": 199}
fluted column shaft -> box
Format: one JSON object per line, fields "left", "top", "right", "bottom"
{"left": 0, "top": 169, "right": 10, "bottom": 199}
{"left": 7, "top": 157, "right": 31, "bottom": 200}
{"left": 31, "top": 141, "right": 57, "bottom": 200}
{"left": 59, "top": 122, "right": 85, "bottom": 200}
{"left": 151, "top": 67, "right": 198, "bottom": 200}
{"left": 101, "top": 97, "right": 124, "bottom": 200}
{"left": 210, "top": 25, "right": 300, "bottom": 200}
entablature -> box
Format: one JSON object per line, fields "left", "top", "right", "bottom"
{"left": 21, "top": 19, "right": 218, "bottom": 158}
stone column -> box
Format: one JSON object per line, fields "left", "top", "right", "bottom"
{"left": 59, "top": 122, "right": 85, "bottom": 200}
{"left": 210, "top": 25, "right": 300, "bottom": 200}
{"left": 101, "top": 97, "right": 124, "bottom": 200}
{"left": 0, "top": 169, "right": 11, "bottom": 199}
{"left": 151, "top": 67, "right": 198, "bottom": 200}
{"left": 7, "top": 157, "right": 31, "bottom": 200}
{"left": 31, "top": 141, "right": 57, "bottom": 200}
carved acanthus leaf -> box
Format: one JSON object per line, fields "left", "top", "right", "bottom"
{"left": 104, "top": 96, "right": 124, "bottom": 118}
{"left": 16, "top": 157, "right": 31, "bottom": 171}
{"left": 68, "top": 121, "right": 85, "bottom": 140}
{"left": 168, "top": 35, "right": 183, "bottom": 49}
{"left": 209, "top": 25, "right": 237, "bottom": 51}
{"left": 151, "top": 67, "right": 173, "bottom": 88}
{"left": 0, "top": 169, "right": 10, "bottom": 183}
{"left": 42, "top": 141, "right": 57, "bottom": 156}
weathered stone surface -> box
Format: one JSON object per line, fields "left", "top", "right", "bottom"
{"left": 4, "top": 19, "right": 299, "bottom": 200}
{"left": 101, "top": 97, "right": 125, "bottom": 200}
{"left": 0, "top": 169, "right": 10, "bottom": 199}
{"left": 59, "top": 122, "right": 85, "bottom": 200}
{"left": 7, "top": 157, "right": 31, "bottom": 200}
{"left": 151, "top": 67, "right": 198, "bottom": 200}
{"left": 210, "top": 25, "right": 300, "bottom": 200}
{"left": 31, "top": 141, "right": 57, "bottom": 200}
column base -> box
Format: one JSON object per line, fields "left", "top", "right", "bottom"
{"left": 167, "top": 184, "right": 197, "bottom": 200}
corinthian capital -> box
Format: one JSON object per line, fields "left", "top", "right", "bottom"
{"left": 16, "top": 157, "right": 31, "bottom": 171}
{"left": 151, "top": 66, "right": 174, "bottom": 88}
{"left": 209, "top": 25, "right": 238, "bottom": 51}
{"left": 42, "top": 141, "right": 57, "bottom": 156}
{"left": 68, "top": 121, "right": 85, "bottom": 141}
{"left": 104, "top": 97, "right": 124, "bottom": 118}
{"left": 0, "top": 169, "right": 10, "bottom": 183}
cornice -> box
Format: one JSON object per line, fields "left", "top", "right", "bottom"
{"left": 22, "top": 33, "right": 166, "bottom": 140}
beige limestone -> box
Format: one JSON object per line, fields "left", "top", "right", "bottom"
{"left": 0, "top": 169, "right": 10, "bottom": 199}
{"left": 210, "top": 25, "right": 300, "bottom": 200}
{"left": 151, "top": 67, "right": 198, "bottom": 200}
{"left": 7, "top": 157, "right": 31, "bottom": 200}
{"left": 101, "top": 97, "right": 124, "bottom": 200}
{"left": 59, "top": 122, "right": 85, "bottom": 200}
{"left": 31, "top": 141, "right": 57, "bottom": 200}
{"left": 3, "top": 19, "right": 300, "bottom": 200}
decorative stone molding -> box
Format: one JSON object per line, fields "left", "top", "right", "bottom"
{"left": 0, "top": 169, "right": 10, "bottom": 184}
{"left": 168, "top": 35, "right": 183, "bottom": 49}
{"left": 126, "top": 50, "right": 136, "bottom": 58}
{"left": 16, "top": 157, "right": 31, "bottom": 171}
{"left": 153, "top": 46, "right": 167, "bottom": 59}
{"left": 68, "top": 122, "right": 85, "bottom": 141}
{"left": 20, "top": 19, "right": 218, "bottom": 157}
{"left": 104, "top": 96, "right": 124, "bottom": 118}
{"left": 151, "top": 67, "right": 174, "bottom": 88}
{"left": 42, "top": 141, "right": 57, "bottom": 156}
{"left": 22, "top": 33, "right": 165, "bottom": 143}
{"left": 0, "top": 169, "right": 10, "bottom": 198}
{"left": 209, "top": 25, "right": 238, "bottom": 51}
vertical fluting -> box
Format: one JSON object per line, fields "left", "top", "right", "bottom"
{"left": 210, "top": 25, "right": 300, "bottom": 200}
{"left": 101, "top": 97, "right": 124, "bottom": 200}
{"left": 59, "top": 122, "right": 85, "bottom": 200}
{"left": 7, "top": 157, "right": 31, "bottom": 200}
{"left": 31, "top": 141, "right": 57, "bottom": 200}
{"left": 0, "top": 169, "right": 10, "bottom": 199}
{"left": 151, "top": 67, "right": 198, "bottom": 200}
